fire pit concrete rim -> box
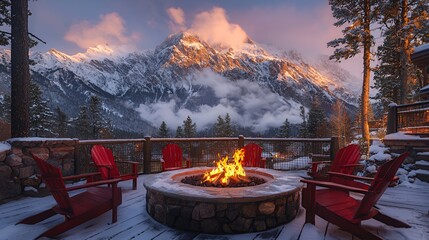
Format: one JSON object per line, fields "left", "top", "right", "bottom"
{"left": 144, "top": 167, "right": 303, "bottom": 203}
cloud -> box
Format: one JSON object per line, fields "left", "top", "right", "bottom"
{"left": 187, "top": 7, "right": 248, "bottom": 49}
{"left": 136, "top": 70, "right": 302, "bottom": 133}
{"left": 64, "top": 12, "right": 140, "bottom": 50}
{"left": 167, "top": 7, "right": 186, "bottom": 32}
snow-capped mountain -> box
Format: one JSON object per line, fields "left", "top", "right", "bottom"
{"left": 0, "top": 32, "right": 359, "bottom": 135}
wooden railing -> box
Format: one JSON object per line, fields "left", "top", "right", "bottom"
{"left": 387, "top": 100, "right": 429, "bottom": 135}
{"left": 75, "top": 136, "right": 339, "bottom": 174}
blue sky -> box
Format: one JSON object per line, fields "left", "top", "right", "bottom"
{"left": 25, "top": 0, "right": 362, "bottom": 78}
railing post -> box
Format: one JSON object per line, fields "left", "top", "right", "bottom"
{"left": 73, "top": 139, "right": 80, "bottom": 175}
{"left": 330, "top": 136, "right": 340, "bottom": 161}
{"left": 238, "top": 135, "right": 244, "bottom": 148}
{"left": 386, "top": 103, "right": 398, "bottom": 134}
{"left": 144, "top": 136, "right": 152, "bottom": 174}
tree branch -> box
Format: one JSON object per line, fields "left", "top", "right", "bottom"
{"left": 0, "top": 30, "right": 46, "bottom": 44}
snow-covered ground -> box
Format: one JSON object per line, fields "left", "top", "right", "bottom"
{"left": 0, "top": 168, "right": 427, "bottom": 240}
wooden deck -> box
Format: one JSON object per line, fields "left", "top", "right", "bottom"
{"left": 1, "top": 171, "right": 428, "bottom": 240}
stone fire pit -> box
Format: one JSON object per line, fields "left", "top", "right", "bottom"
{"left": 144, "top": 167, "right": 303, "bottom": 233}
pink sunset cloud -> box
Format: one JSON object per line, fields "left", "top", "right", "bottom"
{"left": 187, "top": 7, "right": 249, "bottom": 49}
{"left": 64, "top": 12, "right": 140, "bottom": 50}
{"left": 167, "top": 7, "right": 185, "bottom": 26}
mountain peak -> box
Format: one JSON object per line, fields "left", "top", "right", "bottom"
{"left": 155, "top": 32, "right": 208, "bottom": 54}
{"left": 72, "top": 44, "right": 116, "bottom": 61}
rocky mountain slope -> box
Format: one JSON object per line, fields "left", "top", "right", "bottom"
{"left": 0, "top": 32, "right": 359, "bottom": 135}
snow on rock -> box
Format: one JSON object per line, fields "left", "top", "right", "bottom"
{"left": 369, "top": 151, "right": 392, "bottom": 161}
{"left": 0, "top": 142, "right": 11, "bottom": 152}
{"left": 369, "top": 143, "right": 389, "bottom": 154}
{"left": 366, "top": 165, "right": 377, "bottom": 174}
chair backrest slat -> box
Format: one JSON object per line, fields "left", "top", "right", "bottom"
{"left": 243, "top": 143, "right": 263, "bottom": 167}
{"left": 91, "top": 145, "right": 121, "bottom": 179}
{"left": 32, "top": 154, "right": 73, "bottom": 215}
{"left": 354, "top": 152, "right": 408, "bottom": 219}
{"left": 330, "top": 144, "right": 361, "bottom": 174}
{"left": 162, "top": 144, "right": 183, "bottom": 169}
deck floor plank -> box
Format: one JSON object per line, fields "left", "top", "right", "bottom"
{"left": 0, "top": 171, "right": 428, "bottom": 240}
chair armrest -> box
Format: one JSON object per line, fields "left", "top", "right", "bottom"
{"left": 116, "top": 160, "right": 139, "bottom": 165}
{"left": 327, "top": 171, "right": 374, "bottom": 181}
{"left": 301, "top": 179, "right": 369, "bottom": 194}
{"left": 65, "top": 178, "right": 121, "bottom": 192}
{"left": 310, "top": 161, "right": 331, "bottom": 166}
{"left": 95, "top": 164, "right": 113, "bottom": 169}
{"left": 62, "top": 172, "right": 101, "bottom": 181}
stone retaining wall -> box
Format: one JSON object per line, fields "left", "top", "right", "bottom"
{"left": 146, "top": 189, "right": 300, "bottom": 233}
{"left": 0, "top": 138, "right": 77, "bottom": 202}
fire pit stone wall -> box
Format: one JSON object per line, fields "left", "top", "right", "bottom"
{"left": 144, "top": 167, "right": 303, "bottom": 234}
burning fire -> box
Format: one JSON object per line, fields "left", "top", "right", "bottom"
{"left": 202, "top": 148, "right": 250, "bottom": 186}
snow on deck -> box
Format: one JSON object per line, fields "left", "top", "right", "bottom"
{"left": 1, "top": 171, "right": 428, "bottom": 240}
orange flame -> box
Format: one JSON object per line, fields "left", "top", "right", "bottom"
{"left": 202, "top": 148, "right": 246, "bottom": 185}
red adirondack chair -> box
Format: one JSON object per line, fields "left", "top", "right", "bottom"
{"left": 18, "top": 154, "right": 122, "bottom": 239}
{"left": 301, "top": 152, "right": 410, "bottom": 240}
{"left": 243, "top": 143, "right": 265, "bottom": 168}
{"left": 91, "top": 145, "right": 139, "bottom": 190}
{"left": 308, "top": 144, "right": 361, "bottom": 180}
{"left": 161, "top": 143, "right": 191, "bottom": 171}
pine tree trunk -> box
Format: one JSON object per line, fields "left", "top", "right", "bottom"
{"left": 11, "top": 0, "right": 30, "bottom": 137}
{"left": 399, "top": 0, "right": 410, "bottom": 104}
{"left": 361, "top": 0, "right": 371, "bottom": 155}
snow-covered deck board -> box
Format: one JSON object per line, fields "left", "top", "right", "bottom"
{"left": 1, "top": 171, "right": 428, "bottom": 240}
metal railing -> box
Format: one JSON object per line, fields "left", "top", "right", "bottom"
{"left": 387, "top": 100, "right": 429, "bottom": 134}
{"left": 75, "top": 136, "right": 338, "bottom": 175}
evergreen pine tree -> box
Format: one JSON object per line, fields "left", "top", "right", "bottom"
{"left": 278, "top": 118, "right": 291, "bottom": 138}
{"left": 224, "top": 113, "right": 234, "bottom": 137}
{"left": 76, "top": 105, "right": 90, "bottom": 139}
{"left": 374, "top": 0, "right": 429, "bottom": 107}
{"left": 175, "top": 126, "right": 184, "bottom": 138}
{"left": 0, "top": 94, "right": 11, "bottom": 123}
{"left": 29, "top": 83, "right": 54, "bottom": 137}
{"left": 307, "top": 100, "right": 328, "bottom": 138}
{"left": 183, "top": 116, "right": 197, "bottom": 138}
{"left": 158, "top": 121, "right": 169, "bottom": 138}
{"left": 99, "top": 119, "right": 113, "bottom": 139}
{"left": 298, "top": 106, "right": 308, "bottom": 138}
{"left": 213, "top": 115, "right": 225, "bottom": 137}
{"left": 88, "top": 95, "right": 104, "bottom": 139}
{"left": 54, "top": 106, "right": 68, "bottom": 137}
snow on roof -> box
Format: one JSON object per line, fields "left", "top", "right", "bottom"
{"left": 383, "top": 132, "right": 423, "bottom": 140}
{"left": 420, "top": 84, "right": 429, "bottom": 93}
{"left": 414, "top": 44, "right": 429, "bottom": 54}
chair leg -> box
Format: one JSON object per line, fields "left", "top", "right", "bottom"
{"left": 302, "top": 185, "right": 316, "bottom": 224}
{"left": 318, "top": 208, "right": 383, "bottom": 240}
{"left": 373, "top": 212, "right": 411, "bottom": 228}
{"left": 17, "top": 208, "right": 56, "bottom": 225}
{"left": 132, "top": 177, "right": 137, "bottom": 190}
{"left": 36, "top": 216, "right": 85, "bottom": 239}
